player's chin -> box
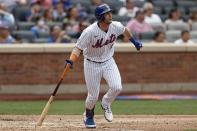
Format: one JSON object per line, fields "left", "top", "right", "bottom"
{"left": 107, "top": 20, "right": 112, "bottom": 24}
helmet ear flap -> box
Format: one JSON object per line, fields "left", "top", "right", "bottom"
{"left": 101, "top": 15, "right": 105, "bottom": 21}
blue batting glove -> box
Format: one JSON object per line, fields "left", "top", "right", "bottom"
{"left": 64, "top": 59, "right": 73, "bottom": 69}
{"left": 129, "top": 37, "right": 143, "bottom": 51}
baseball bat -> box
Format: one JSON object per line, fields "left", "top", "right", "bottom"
{"left": 37, "top": 63, "right": 71, "bottom": 126}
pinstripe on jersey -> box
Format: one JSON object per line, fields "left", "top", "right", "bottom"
{"left": 76, "top": 21, "right": 125, "bottom": 110}
{"left": 76, "top": 21, "right": 125, "bottom": 62}
{"left": 84, "top": 58, "right": 122, "bottom": 109}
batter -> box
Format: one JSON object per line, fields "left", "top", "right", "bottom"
{"left": 65, "top": 4, "right": 142, "bottom": 128}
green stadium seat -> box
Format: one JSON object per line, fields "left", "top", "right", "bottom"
{"left": 18, "top": 22, "right": 35, "bottom": 30}
{"left": 140, "top": 32, "right": 155, "bottom": 42}
{"left": 166, "top": 30, "right": 181, "bottom": 42}
{"left": 12, "top": 31, "right": 35, "bottom": 43}
{"left": 38, "top": 31, "right": 50, "bottom": 38}
{"left": 190, "top": 31, "right": 197, "bottom": 39}
{"left": 33, "top": 38, "right": 47, "bottom": 43}
{"left": 153, "top": 1, "right": 174, "bottom": 8}
{"left": 46, "top": 22, "right": 62, "bottom": 28}
{"left": 149, "top": 23, "right": 166, "bottom": 32}
{"left": 13, "top": 6, "right": 29, "bottom": 21}
{"left": 191, "top": 23, "right": 197, "bottom": 30}
{"left": 167, "top": 23, "right": 189, "bottom": 31}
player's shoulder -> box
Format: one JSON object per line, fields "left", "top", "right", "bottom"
{"left": 111, "top": 21, "right": 124, "bottom": 27}
{"left": 82, "top": 22, "right": 97, "bottom": 34}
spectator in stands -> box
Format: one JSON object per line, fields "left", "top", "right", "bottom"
{"left": 43, "top": 7, "right": 54, "bottom": 23}
{"left": 0, "top": 3, "right": 15, "bottom": 25}
{"left": 62, "top": 19, "right": 71, "bottom": 32}
{"left": 118, "top": 0, "right": 139, "bottom": 18}
{"left": 13, "top": 34, "right": 23, "bottom": 43}
{"left": 32, "top": 0, "right": 52, "bottom": 7}
{"left": 47, "top": 25, "right": 74, "bottom": 43}
{"left": 165, "top": 8, "right": 183, "bottom": 25}
{"left": 63, "top": 6, "right": 79, "bottom": 32}
{"left": 30, "top": 16, "right": 49, "bottom": 38}
{"left": 0, "top": 23, "right": 15, "bottom": 44}
{"left": 143, "top": 2, "right": 162, "bottom": 24}
{"left": 65, "top": 7, "right": 79, "bottom": 25}
{"left": 153, "top": 31, "right": 165, "bottom": 43}
{"left": 52, "top": 0, "right": 72, "bottom": 9}
{"left": 126, "top": 9, "right": 152, "bottom": 39}
{"left": 174, "top": 30, "right": 194, "bottom": 44}
{"left": 0, "top": 0, "right": 27, "bottom": 13}
{"left": 26, "top": 1, "right": 41, "bottom": 22}
{"left": 188, "top": 9, "right": 197, "bottom": 30}
{"left": 92, "top": 0, "right": 103, "bottom": 6}
{"left": 75, "top": 21, "right": 90, "bottom": 38}
{"left": 53, "top": 2, "right": 66, "bottom": 21}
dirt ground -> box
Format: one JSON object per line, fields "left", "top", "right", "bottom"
{"left": 0, "top": 115, "right": 197, "bottom": 131}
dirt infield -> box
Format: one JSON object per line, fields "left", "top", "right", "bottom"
{"left": 0, "top": 115, "right": 197, "bottom": 131}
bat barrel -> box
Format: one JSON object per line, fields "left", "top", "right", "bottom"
{"left": 37, "top": 95, "right": 54, "bottom": 126}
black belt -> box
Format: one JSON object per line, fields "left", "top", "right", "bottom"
{"left": 86, "top": 58, "right": 107, "bottom": 64}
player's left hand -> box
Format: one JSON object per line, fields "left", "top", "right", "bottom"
{"left": 130, "top": 37, "right": 143, "bottom": 51}
{"left": 133, "top": 40, "right": 143, "bottom": 51}
{"left": 64, "top": 59, "right": 73, "bottom": 69}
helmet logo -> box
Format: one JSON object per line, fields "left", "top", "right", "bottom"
{"left": 104, "top": 4, "right": 109, "bottom": 9}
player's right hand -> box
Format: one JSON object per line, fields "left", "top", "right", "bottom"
{"left": 64, "top": 59, "right": 73, "bottom": 69}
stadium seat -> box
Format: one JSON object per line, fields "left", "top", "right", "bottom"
{"left": 112, "top": 15, "right": 131, "bottom": 22}
{"left": 46, "top": 22, "right": 62, "bottom": 28}
{"left": 190, "top": 31, "right": 197, "bottom": 39}
{"left": 167, "top": 23, "right": 189, "bottom": 31}
{"left": 140, "top": 32, "right": 155, "bottom": 42}
{"left": 191, "top": 23, "right": 197, "bottom": 30}
{"left": 176, "top": 1, "right": 197, "bottom": 8}
{"left": 66, "top": 32, "right": 78, "bottom": 38}
{"left": 8, "top": 24, "right": 15, "bottom": 34}
{"left": 163, "top": 7, "right": 186, "bottom": 15}
{"left": 88, "top": 14, "right": 96, "bottom": 23}
{"left": 17, "top": 22, "right": 35, "bottom": 30}
{"left": 71, "top": 0, "right": 92, "bottom": 12}
{"left": 33, "top": 38, "right": 47, "bottom": 43}
{"left": 149, "top": 23, "right": 166, "bottom": 32}
{"left": 154, "top": 7, "right": 162, "bottom": 15}
{"left": 12, "top": 31, "right": 35, "bottom": 42}
{"left": 135, "top": 0, "right": 145, "bottom": 8}
{"left": 131, "top": 32, "right": 137, "bottom": 39}
{"left": 38, "top": 32, "right": 50, "bottom": 38}
{"left": 102, "top": 0, "right": 123, "bottom": 13}
{"left": 166, "top": 30, "right": 181, "bottom": 42}
{"left": 152, "top": 1, "right": 174, "bottom": 8}
{"left": 191, "top": 39, "right": 197, "bottom": 42}
{"left": 182, "top": 15, "right": 190, "bottom": 22}
{"left": 88, "top": 6, "right": 96, "bottom": 14}
{"left": 160, "top": 14, "right": 168, "bottom": 22}
{"left": 13, "top": 6, "right": 29, "bottom": 21}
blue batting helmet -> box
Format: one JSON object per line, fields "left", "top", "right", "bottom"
{"left": 95, "top": 4, "right": 112, "bottom": 22}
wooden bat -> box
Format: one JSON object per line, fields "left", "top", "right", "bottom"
{"left": 37, "top": 63, "right": 71, "bottom": 126}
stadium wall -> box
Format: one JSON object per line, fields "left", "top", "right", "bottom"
{"left": 0, "top": 43, "right": 197, "bottom": 94}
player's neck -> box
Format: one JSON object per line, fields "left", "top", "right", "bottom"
{"left": 98, "top": 22, "right": 110, "bottom": 32}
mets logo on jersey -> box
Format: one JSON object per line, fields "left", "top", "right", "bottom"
{"left": 92, "top": 34, "right": 116, "bottom": 48}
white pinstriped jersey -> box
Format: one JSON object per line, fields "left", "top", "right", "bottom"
{"left": 76, "top": 21, "right": 125, "bottom": 62}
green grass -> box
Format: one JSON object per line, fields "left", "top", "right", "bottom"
{"left": 0, "top": 100, "right": 197, "bottom": 115}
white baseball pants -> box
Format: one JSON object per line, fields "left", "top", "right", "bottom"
{"left": 84, "top": 58, "right": 122, "bottom": 109}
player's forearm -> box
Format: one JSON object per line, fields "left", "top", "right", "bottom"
{"left": 123, "top": 28, "right": 133, "bottom": 39}
{"left": 69, "top": 47, "right": 81, "bottom": 63}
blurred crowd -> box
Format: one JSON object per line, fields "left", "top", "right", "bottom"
{"left": 0, "top": 0, "right": 197, "bottom": 44}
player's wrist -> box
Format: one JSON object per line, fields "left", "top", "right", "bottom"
{"left": 129, "top": 37, "right": 136, "bottom": 45}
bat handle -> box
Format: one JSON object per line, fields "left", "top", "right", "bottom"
{"left": 37, "top": 95, "right": 54, "bottom": 126}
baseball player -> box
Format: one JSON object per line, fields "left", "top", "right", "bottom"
{"left": 64, "top": 4, "right": 142, "bottom": 128}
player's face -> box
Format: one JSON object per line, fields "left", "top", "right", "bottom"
{"left": 103, "top": 11, "right": 112, "bottom": 24}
